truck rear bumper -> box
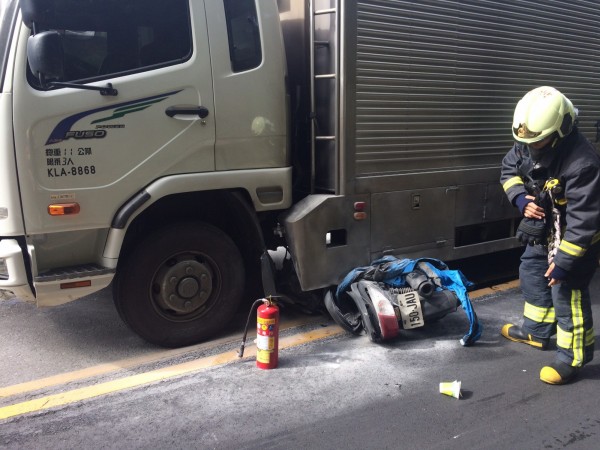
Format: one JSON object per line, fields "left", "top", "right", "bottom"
{"left": 0, "top": 239, "right": 34, "bottom": 300}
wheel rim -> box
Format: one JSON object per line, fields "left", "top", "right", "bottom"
{"left": 151, "top": 252, "right": 220, "bottom": 321}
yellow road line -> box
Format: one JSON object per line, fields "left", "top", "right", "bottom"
{"left": 0, "top": 281, "right": 520, "bottom": 399}
{"left": 0, "top": 315, "right": 326, "bottom": 399}
{"left": 0, "top": 325, "right": 344, "bottom": 421}
{"left": 469, "top": 279, "right": 520, "bottom": 299}
{"left": 0, "top": 279, "right": 520, "bottom": 420}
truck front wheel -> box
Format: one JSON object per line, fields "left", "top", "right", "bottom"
{"left": 113, "top": 222, "right": 245, "bottom": 347}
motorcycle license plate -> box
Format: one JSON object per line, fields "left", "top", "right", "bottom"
{"left": 396, "top": 290, "right": 424, "bottom": 329}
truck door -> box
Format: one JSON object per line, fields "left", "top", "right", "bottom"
{"left": 12, "top": 0, "right": 215, "bottom": 237}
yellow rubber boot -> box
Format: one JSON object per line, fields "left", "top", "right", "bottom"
{"left": 540, "top": 361, "right": 579, "bottom": 385}
{"left": 501, "top": 324, "right": 549, "bottom": 350}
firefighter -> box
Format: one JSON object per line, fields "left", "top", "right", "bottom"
{"left": 500, "top": 86, "right": 600, "bottom": 385}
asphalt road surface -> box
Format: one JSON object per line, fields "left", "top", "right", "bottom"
{"left": 0, "top": 271, "right": 599, "bottom": 449}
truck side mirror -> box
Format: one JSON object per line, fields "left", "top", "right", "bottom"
{"left": 27, "top": 30, "right": 64, "bottom": 83}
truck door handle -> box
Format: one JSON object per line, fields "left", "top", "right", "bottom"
{"left": 165, "top": 106, "right": 209, "bottom": 119}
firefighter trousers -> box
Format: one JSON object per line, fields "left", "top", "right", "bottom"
{"left": 519, "top": 244, "right": 596, "bottom": 368}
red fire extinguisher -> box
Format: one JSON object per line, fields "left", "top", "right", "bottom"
{"left": 238, "top": 298, "right": 279, "bottom": 369}
{"left": 256, "top": 299, "right": 279, "bottom": 369}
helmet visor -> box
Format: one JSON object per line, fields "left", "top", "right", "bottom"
{"left": 513, "top": 123, "right": 542, "bottom": 141}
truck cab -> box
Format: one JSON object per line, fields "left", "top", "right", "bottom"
{"left": 0, "top": 0, "right": 291, "bottom": 346}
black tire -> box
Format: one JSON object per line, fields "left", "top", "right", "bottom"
{"left": 323, "top": 289, "right": 363, "bottom": 335}
{"left": 113, "top": 222, "right": 245, "bottom": 347}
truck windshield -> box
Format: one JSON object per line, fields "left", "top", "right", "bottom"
{"left": 0, "top": 0, "right": 17, "bottom": 89}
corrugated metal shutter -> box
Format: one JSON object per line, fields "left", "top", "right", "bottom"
{"left": 354, "top": 0, "right": 600, "bottom": 177}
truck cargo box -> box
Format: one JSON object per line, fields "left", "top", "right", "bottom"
{"left": 281, "top": 0, "right": 600, "bottom": 290}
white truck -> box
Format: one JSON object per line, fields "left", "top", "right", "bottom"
{"left": 1, "top": 0, "right": 599, "bottom": 346}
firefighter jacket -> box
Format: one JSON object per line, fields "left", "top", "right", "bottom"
{"left": 500, "top": 127, "right": 600, "bottom": 273}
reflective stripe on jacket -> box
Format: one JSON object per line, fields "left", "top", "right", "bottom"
{"left": 500, "top": 128, "right": 600, "bottom": 272}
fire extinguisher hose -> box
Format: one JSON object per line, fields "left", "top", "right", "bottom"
{"left": 237, "top": 298, "right": 267, "bottom": 358}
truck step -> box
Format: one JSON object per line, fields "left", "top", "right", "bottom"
{"left": 35, "top": 264, "right": 115, "bottom": 282}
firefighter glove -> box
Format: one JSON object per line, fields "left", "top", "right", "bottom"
{"left": 516, "top": 218, "right": 546, "bottom": 246}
